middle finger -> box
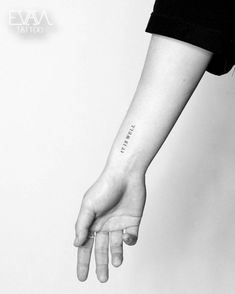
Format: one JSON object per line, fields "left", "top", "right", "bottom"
{"left": 95, "top": 231, "right": 109, "bottom": 283}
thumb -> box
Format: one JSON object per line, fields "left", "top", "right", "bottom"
{"left": 74, "top": 202, "right": 96, "bottom": 247}
{"left": 123, "top": 225, "right": 139, "bottom": 246}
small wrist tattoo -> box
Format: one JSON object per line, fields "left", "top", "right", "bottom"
{"left": 120, "top": 124, "right": 135, "bottom": 153}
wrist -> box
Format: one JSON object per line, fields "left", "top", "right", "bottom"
{"left": 101, "top": 152, "right": 147, "bottom": 181}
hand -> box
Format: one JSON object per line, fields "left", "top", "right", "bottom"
{"left": 73, "top": 169, "right": 146, "bottom": 282}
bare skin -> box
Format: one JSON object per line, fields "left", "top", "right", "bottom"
{"left": 74, "top": 34, "right": 213, "bottom": 282}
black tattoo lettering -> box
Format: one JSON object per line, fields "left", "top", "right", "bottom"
{"left": 120, "top": 124, "right": 135, "bottom": 153}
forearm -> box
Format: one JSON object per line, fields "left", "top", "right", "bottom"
{"left": 103, "top": 35, "right": 213, "bottom": 177}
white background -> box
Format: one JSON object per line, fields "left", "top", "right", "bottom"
{"left": 0, "top": 1, "right": 235, "bottom": 293}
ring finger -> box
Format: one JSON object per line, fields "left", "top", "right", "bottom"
{"left": 110, "top": 230, "right": 123, "bottom": 267}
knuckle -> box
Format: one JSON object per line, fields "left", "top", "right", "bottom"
{"left": 110, "top": 244, "right": 123, "bottom": 253}
{"left": 112, "top": 253, "right": 123, "bottom": 259}
{"left": 77, "top": 261, "right": 89, "bottom": 267}
{"left": 95, "top": 247, "right": 108, "bottom": 254}
{"left": 111, "top": 241, "right": 123, "bottom": 247}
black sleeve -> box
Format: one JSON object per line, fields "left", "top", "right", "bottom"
{"left": 145, "top": 0, "right": 235, "bottom": 76}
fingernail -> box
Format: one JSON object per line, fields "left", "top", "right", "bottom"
{"left": 113, "top": 257, "right": 121, "bottom": 267}
{"left": 74, "top": 236, "right": 79, "bottom": 246}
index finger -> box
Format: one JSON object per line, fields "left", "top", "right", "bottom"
{"left": 77, "top": 236, "right": 94, "bottom": 281}
{"left": 74, "top": 200, "right": 96, "bottom": 247}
